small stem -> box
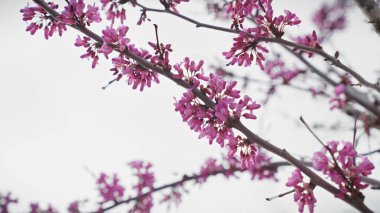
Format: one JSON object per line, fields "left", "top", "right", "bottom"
{"left": 299, "top": 116, "right": 326, "bottom": 147}
{"left": 266, "top": 189, "right": 295, "bottom": 201}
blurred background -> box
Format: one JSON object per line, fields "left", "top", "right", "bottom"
{"left": 1, "top": 0, "right": 380, "bottom": 212}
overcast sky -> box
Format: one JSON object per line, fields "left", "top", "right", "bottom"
{"left": 1, "top": 0, "right": 380, "bottom": 212}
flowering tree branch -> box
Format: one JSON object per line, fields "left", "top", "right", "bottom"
{"left": 133, "top": 0, "right": 380, "bottom": 93}
{"left": 27, "top": 0, "right": 376, "bottom": 212}
{"left": 95, "top": 159, "right": 380, "bottom": 213}
{"left": 17, "top": 0, "right": 378, "bottom": 212}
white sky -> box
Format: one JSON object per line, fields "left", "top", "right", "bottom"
{"left": 1, "top": 0, "right": 380, "bottom": 212}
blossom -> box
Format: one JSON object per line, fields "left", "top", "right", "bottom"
{"left": 97, "top": 173, "right": 125, "bottom": 203}
{"left": 20, "top": 2, "right": 67, "bottom": 40}
{"left": 110, "top": 45, "right": 160, "bottom": 91}
{"left": 286, "top": 169, "right": 317, "bottom": 213}
{"left": 0, "top": 192, "right": 18, "bottom": 213}
{"left": 294, "top": 31, "right": 322, "bottom": 58}
{"left": 100, "top": 0, "right": 127, "bottom": 24}
{"left": 159, "top": 0, "right": 190, "bottom": 13}
{"left": 197, "top": 158, "right": 224, "bottom": 184}
{"left": 68, "top": 201, "right": 80, "bottom": 213}
{"left": 311, "top": 141, "right": 375, "bottom": 198}
{"left": 263, "top": 59, "right": 301, "bottom": 84}
{"left": 254, "top": 2, "right": 301, "bottom": 38}
{"left": 312, "top": 0, "right": 348, "bottom": 34}
{"left": 128, "top": 161, "right": 155, "bottom": 213}
{"left": 223, "top": 27, "right": 269, "bottom": 69}
{"left": 173, "top": 57, "right": 208, "bottom": 87}
{"left": 148, "top": 41, "right": 173, "bottom": 69}
{"left": 29, "top": 203, "right": 58, "bottom": 213}
{"left": 59, "top": 0, "right": 101, "bottom": 26}
{"left": 329, "top": 84, "right": 346, "bottom": 110}
{"left": 101, "top": 26, "right": 130, "bottom": 53}
{"left": 74, "top": 36, "right": 102, "bottom": 68}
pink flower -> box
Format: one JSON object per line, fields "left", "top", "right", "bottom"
{"left": 330, "top": 84, "right": 346, "bottom": 110}
{"left": 197, "top": 158, "right": 224, "bottom": 184}
{"left": 223, "top": 27, "right": 269, "bottom": 69}
{"left": 148, "top": 41, "right": 173, "bottom": 70}
{"left": 286, "top": 170, "right": 317, "bottom": 213}
{"left": 294, "top": 31, "right": 322, "bottom": 58}
{"left": 263, "top": 59, "right": 301, "bottom": 84}
{"left": 97, "top": 173, "right": 125, "bottom": 203}
{"left": 0, "top": 192, "right": 18, "bottom": 213}
{"left": 110, "top": 45, "right": 160, "bottom": 91}
{"left": 59, "top": 0, "right": 101, "bottom": 26}
{"left": 74, "top": 36, "right": 101, "bottom": 68}
{"left": 100, "top": 0, "right": 127, "bottom": 24}
{"left": 312, "top": 0, "right": 348, "bottom": 34}
{"left": 173, "top": 57, "right": 208, "bottom": 87}
{"left": 68, "top": 201, "right": 79, "bottom": 213}
{"left": 101, "top": 26, "right": 130, "bottom": 52}
{"left": 128, "top": 161, "right": 155, "bottom": 213}
{"left": 159, "top": 0, "right": 190, "bottom": 13}
{"left": 312, "top": 141, "right": 375, "bottom": 198}
{"left": 20, "top": 2, "right": 67, "bottom": 40}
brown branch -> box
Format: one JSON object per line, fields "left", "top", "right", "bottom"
{"left": 354, "top": 0, "right": 380, "bottom": 36}
{"left": 30, "top": 1, "right": 374, "bottom": 212}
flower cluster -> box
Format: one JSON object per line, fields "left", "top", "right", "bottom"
{"left": 254, "top": 3, "right": 301, "bottom": 38}
{"left": 197, "top": 157, "right": 225, "bottom": 184}
{"left": 312, "top": 0, "right": 348, "bottom": 35}
{"left": 148, "top": 41, "right": 173, "bottom": 69}
{"left": 159, "top": 186, "right": 186, "bottom": 210}
{"left": 100, "top": 0, "right": 127, "bottom": 24}
{"left": 223, "top": 27, "right": 269, "bottom": 69}
{"left": 294, "top": 31, "right": 322, "bottom": 58}
{"left": 286, "top": 169, "right": 317, "bottom": 213}
{"left": 0, "top": 192, "right": 18, "bottom": 213}
{"left": 312, "top": 141, "right": 374, "bottom": 198}
{"left": 329, "top": 84, "right": 346, "bottom": 110}
{"left": 74, "top": 36, "right": 102, "bottom": 68}
{"left": 96, "top": 173, "right": 125, "bottom": 203}
{"left": 20, "top": 2, "right": 67, "bottom": 40}
{"left": 30, "top": 203, "right": 58, "bottom": 213}
{"left": 110, "top": 45, "right": 160, "bottom": 91}
{"left": 100, "top": 26, "right": 130, "bottom": 55}
{"left": 128, "top": 161, "right": 155, "bottom": 213}
{"left": 159, "top": 0, "right": 190, "bottom": 13}
{"left": 59, "top": 0, "right": 101, "bottom": 26}
{"left": 263, "top": 59, "right": 301, "bottom": 84}
{"left": 67, "top": 201, "right": 80, "bottom": 213}
{"left": 248, "top": 151, "right": 277, "bottom": 180}
{"left": 224, "top": 0, "right": 259, "bottom": 29}
{"left": 174, "top": 58, "right": 260, "bottom": 168}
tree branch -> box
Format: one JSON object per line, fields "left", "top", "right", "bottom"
{"left": 355, "top": 0, "right": 380, "bottom": 36}
{"left": 30, "top": 1, "right": 374, "bottom": 212}
{"left": 132, "top": 1, "right": 380, "bottom": 93}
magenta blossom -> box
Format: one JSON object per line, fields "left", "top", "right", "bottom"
{"left": 109, "top": 45, "right": 160, "bottom": 91}
{"left": 97, "top": 173, "right": 125, "bottom": 203}
{"left": 20, "top": 2, "right": 67, "bottom": 40}
{"left": 286, "top": 169, "right": 317, "bottom": 213}
{"left": 100, "top": 0, "right": 127, "bottom": 24}
{"left": 74, "top": 36, "right": 102, "bottom": 68}
{"left": 223, "top": 27, "right": 269, "bottom": 69}
{"left": 0, "top": 192, "right": 18, "bottom": 213}
{"left": 312, "top": 141, "right": 374, "bottom": 198}
{"left": 59, "top": 0, "right": 101, "bottom": 26}
{"left": 128, "top": 161, "right": 155, "bottom": 213}
{"left": 313, "top": 0, "right": 348, "bottom": 35}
